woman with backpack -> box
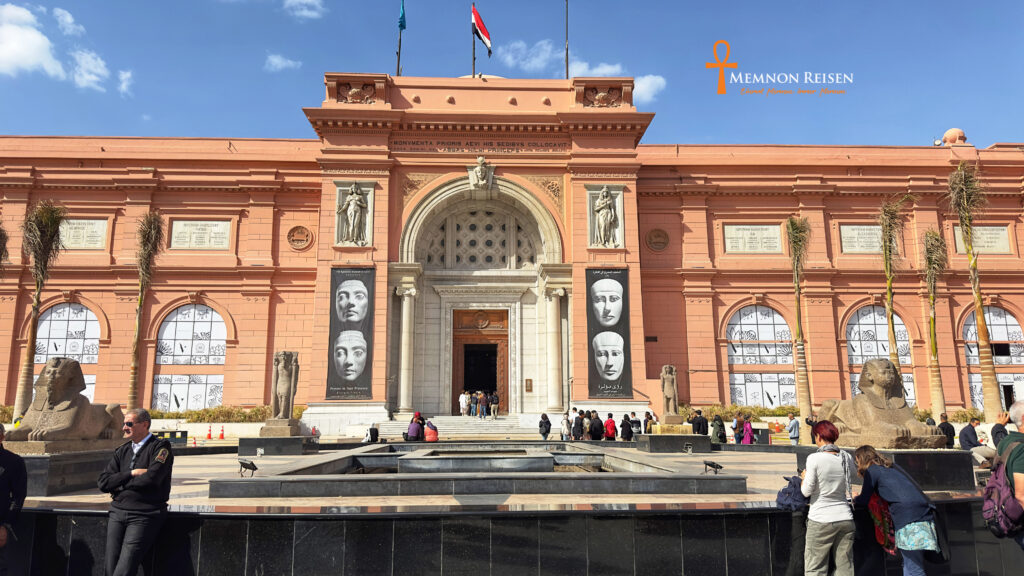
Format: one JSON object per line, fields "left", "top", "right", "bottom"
{"left": 538, "top": 413, "right": 551, "bottom": 440}
{"left": 853, "top": 445, "right": 939, "bottom": 576}
{"left": 711, "top": 414, "right": 727, "bottom": 444}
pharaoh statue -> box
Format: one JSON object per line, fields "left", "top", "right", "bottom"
{"left": 661, "top": 365, "right": 678, "bottom": 417}
{"left": 818, "top": 358, "right": 946, "bottom": 449}
{"left": 593, "top": 186, "right": 619, "bottom": 247}
{"left": 338, "top": 183, "right": 367, "bottom": 245}
{"left": 261, "top": 351, "right": 302, "bottom": 437}
{"left": 270, "top": 351, "right": 299, "bottom": 420}
{"left": 6, "top": 357, "right": 123, "bottom": 444}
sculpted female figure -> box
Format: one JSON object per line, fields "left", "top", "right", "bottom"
{"left": 339, "top": 184, "right": 367, "bottom": 244}
{"left": 593, "top": 187, "right": 617, "bottom": 247}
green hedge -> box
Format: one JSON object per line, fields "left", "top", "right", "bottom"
{"left": 148, "top": 405, "right": 307, "bottom": 423}
{"left": 677, "top": 403, "right": 801, "bottom": 423}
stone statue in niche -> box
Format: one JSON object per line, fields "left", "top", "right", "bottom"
{"left": 270, "top": 351, "right": 299, "bottom": 420}
{"left": 818, "top": 358, "right": 946, "bottom": 449}
{"left": 338, "top": 183, "right": 368, "bottom": 245}
{"left": 592, "top": 186, "right": 619, "bottom": 247}
{"left": 6, "top": 357, "right": 123, "bottom": 442}
{"left": 661, "top": 365, "right": 678, "bottom": 417}
{"left": 467, "top": 156, "right": 494, "bottom": 190}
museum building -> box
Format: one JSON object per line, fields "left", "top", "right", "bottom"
{"left": 1, "top": 73, "right": 1022, "bottom": 433}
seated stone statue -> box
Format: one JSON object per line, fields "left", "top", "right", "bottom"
{"left": 818, "top": 358, "right": 945, "bottom": 449}
{"left": 6, "top": 357, "right": 124, "bottom": 442}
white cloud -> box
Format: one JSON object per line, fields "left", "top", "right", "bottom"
{"left": 141, "top": 114, "right": 151, "bottom": 122}
{"left": 569, "top": 59, "right": 624, "bottom": 77}
{"left": 497, "top": 39, "right": 559, "bottom": 73}
{"left": 70, "top": 49, "right": 109, "bottom": 91}
{"left": 634, "top": 74, "right": 667, "bottom": 104}
{"left": 118, "top": 70, "right": 133, "bottom": 96}
{"left": 283, "top": 0, "right": 325, "bottom": 19}
{"left": 0, "top": 4, "right": 65, "bottom": 79}
{"left": 264, "top": 53, "right": 301, "bottom": 72}
{"left": 52, "top": 7, "right": 84, "bottom": 36}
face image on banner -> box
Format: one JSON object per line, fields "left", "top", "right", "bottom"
{"left": 586, "top": 268, "right": 631, "bottom": 397}
{"left": 327, "top": 268, "right": 374, "bottom": 399}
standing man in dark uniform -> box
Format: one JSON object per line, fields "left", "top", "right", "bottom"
{"left": 98, "top": 408, "right": 174, "bottom": 576}
{"left": 0, "top": 423, "right": 27, "bottom": 576}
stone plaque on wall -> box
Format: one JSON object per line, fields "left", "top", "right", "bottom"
{"left": 954, "top": 225, "right": 1011, "bottom": 254}
{"left": 723, "top": 224, "right": 782, "bottom": 253}
{"left": 170, "top": 220, "right": 231, "bottom": 250}
{"left": 60, "top": 219, "right": 107, "bottom": 250}
{"left": 840, "top": 225, "right": 882, "bottom": 254}
{"left": 586, "top": 268, "right": 632, "bottom": 398}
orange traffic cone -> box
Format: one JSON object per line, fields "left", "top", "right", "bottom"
{"left": 192, "top": 437, "right": 197, "bottom": 447}
{"left": 219, "top": 426, "right": 225, "bottom": 440}
{"left": 206, "top": 425, "right": 212, "bottom": 440}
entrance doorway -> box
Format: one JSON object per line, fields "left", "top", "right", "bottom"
{"left": 451, "top": 310, "right": 509, "bottom": 415}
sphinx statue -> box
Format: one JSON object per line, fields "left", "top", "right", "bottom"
{"left": 818, "top": 358, "right": 945, "bottom": 449}
{"left": 6, "top": 357, "right": 123, "bottom": 442}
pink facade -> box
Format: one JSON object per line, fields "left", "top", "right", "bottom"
{"left": 1, "top": 73, "right": 1021, "bottom": 430}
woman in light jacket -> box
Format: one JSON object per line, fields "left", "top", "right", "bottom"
{"left": 560, "top": 413, "right": 571, "bottom": 441}
{"left": 800, "top": 420, "right": 855, "bottom": 576}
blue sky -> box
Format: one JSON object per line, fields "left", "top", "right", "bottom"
{"left": 1, "top": 1, "right": 1022, "bottom": 147}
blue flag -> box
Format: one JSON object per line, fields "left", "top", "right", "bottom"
{"left": 398, "top": 0, "right": 406, "bottom": 31}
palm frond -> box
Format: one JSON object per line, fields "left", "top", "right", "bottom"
{"left": 0, "top": 223, "right": 9, "bottom": 275}
{"left": 946, "top": 162, "right": 987, "bottom": 232}
{"left": 136, "top": 211, "right": 164, "bottom": 289}
{"left": 786, "top": 216, "right": 811, "bottom": 278}
{"left": 21, "top": 200, "right": 67, "bottom": 283}
{"left": 923, "top": 228, "right": 948, "bottom": 295}
{"left": 878, "top": 195, "right": 913, "bottom": 266}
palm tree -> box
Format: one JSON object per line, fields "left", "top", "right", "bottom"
{"left": 786, "top": 216, "right": 813, "bottom": 444}
{"left": 947, "top": 162, "right": 1000, "bottom": 420}
{"left": 127, "top": 211, "right": 164, "bottom": 410}
{"left": 878, "top": 196, "right": 911, "bottom": 369}
{"left": 923, "top": 229, "right": 948, "bottom": 416}
{"left": 14, "top": 201, "right": 67, "bottom": 419}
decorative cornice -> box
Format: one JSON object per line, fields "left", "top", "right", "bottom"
{"left": 322, "top": 169, "right": 390, "bottom": 175}
{"left": 570, "top": 171, "right": 637, "bottom": 179}
{"left": 433, "top": 285, "right": 529, "bottom": 298}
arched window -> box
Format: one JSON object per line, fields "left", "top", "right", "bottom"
{"left": 845, "top": 305, "right": 915, "bottom": 404}
{"left": 726, "top": 305, "right": 796, "bottom": 408}
{"left": 35, "top": 303, "right": 100, "bottom": 400}
{"left": 152, "top": 304, "right": 226, "bottom": 411}
{"left": 963, "top": 306, "right": 1024, "bottom": 410}
{"left": 419, "top": 209, "right": 537, "bottom": 270}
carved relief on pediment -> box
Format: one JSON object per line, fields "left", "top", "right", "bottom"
{"left": 583, "top": 86, "right": 622, "bottom": 108}
{"left": 339, "top": 83, "right": 376, "bottom": 104}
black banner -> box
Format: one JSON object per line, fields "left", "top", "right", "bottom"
{"left": 586, "top": 268, "right": 632, "bottom": 398}
{"left": 327, "top": 268, "right": 374, "bottom": 399}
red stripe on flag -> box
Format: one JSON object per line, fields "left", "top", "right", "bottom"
{"left": 472, "top": 4, "right": 491, "bottom": 51}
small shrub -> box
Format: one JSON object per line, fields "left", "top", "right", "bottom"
{"left": 678, "top": 403, "right": 801, "bottom": 424}
{"left": 0, "top": 405, "right": 12, "bottom": 424}
{"left": 948, "top": 407, "right": 985, "bottom": 423}
{"left": 912, "top": 407, "right": 933, "bottom": 423}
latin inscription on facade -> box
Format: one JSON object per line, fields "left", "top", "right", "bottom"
{"left": 60, "top": 219, "right": 107, "bottom": 250}
{"left": 954, "top": 225, "right": 1011, "bottom": 254}
{"left": 724, "top": 225, "right": 782, "bottom": 253}
{"left": 390, "top": 138, "right": 570, "bottom": 154}
{"left": 170, "top": 220, "right": 231, "bottom": 250}
{"left": 840, "top": 225, "right": 882, "bottom": 254}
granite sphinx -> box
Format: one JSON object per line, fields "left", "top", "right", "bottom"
{"left": 818, "top": 358, "right": 945, "bottom": 449}
{"left": 6, "top": 357, "right": 123, "bottom": 442}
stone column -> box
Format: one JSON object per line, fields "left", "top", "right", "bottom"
{"left": 546, "top": 288, "right": 565, "bottom": 412}
{"left": 396, "top": 286, "right": 417, "bottom": 412}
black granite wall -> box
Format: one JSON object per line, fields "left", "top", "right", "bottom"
{"left": 9, "top": 499, "right": 1022, "bottom": 575}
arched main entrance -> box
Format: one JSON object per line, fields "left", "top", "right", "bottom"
{"left": 390, "top": 175, "right": 567, "bottom": 416}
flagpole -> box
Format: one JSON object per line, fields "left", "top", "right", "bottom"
{"left": 396, "top": 28, "right": 403, "bottom": 76}
{"left": 565, "top": 0, "right": 569, "bottom": 79}
{"left": 472, "top": 9, "right": 476, "bottom": 78}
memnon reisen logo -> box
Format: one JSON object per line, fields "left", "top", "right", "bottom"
{"left": 705, "top": 40, "right": 853, "bottom": 96}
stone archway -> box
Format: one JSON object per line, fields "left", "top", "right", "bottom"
{"left": 391, "top": 175, "right": 566, "bottom": 416}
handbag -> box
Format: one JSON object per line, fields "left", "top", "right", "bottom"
{"left": 868, "top": 492, "right": 898, "bottom": 556}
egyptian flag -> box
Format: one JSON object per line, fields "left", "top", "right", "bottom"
{"left": 472, "top": 3, "right": 491, "bottom": 56}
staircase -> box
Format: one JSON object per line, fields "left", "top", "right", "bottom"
{"left": 376, "top": 415, "right": 541, "bottom": 440}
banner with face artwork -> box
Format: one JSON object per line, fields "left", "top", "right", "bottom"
{"left": 586, "top": 268, "right": 632, "bottom": 398}
{"left": 327, "top": 268, "right": 374, "bottom": 399}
